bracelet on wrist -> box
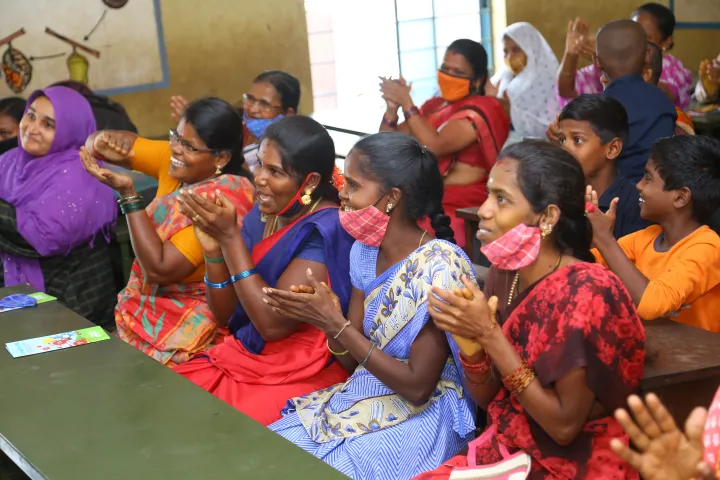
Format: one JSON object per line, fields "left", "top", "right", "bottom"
{"left": 204, "top": 255, "right": 225, "bottom": 264}
{"left": 459, "top": 352, "right": 492, "bottom": 374}
{"left": 120, "top": 200, "right": 145, "bottom": 215}
{"left": 403, "top": 105, "right": 420, "bottom": 119}
{"left": 501, "top": 361, "right": 536, "bottom": 396}
{"left": 382, "top": 115, "right": 398, "bottom": 128}
{"left": 333, "top": 320, "right": 352, "bottom": 339}
{"left": 230, "top": 268, "right": 257, "bottom": 283}
{"left": 326, "top": 338, "right": 349, "bottom": 356}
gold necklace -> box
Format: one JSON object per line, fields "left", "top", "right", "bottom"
{"left": 418, "top": 230, "right": 427, "bottom": 248}
{"left": 268, "top": 197, "right": 323, "bottom": 237}
{"left": 507, "top": 254, "right": 563, "bottom": 306}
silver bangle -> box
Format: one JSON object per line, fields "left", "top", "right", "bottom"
{"left": 360, "top": 343, "right": 376, "bottom": 368}
{"left": 333, "top": 320, "right": 351, "bottom": 340}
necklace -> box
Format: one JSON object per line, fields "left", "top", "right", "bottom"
{"left": 507, "top": 253, "right": 563, "bottom": 306}
{"left": 268, "top": 197, "right": 323, "bottom": 237}
{"left": 418, "top": 230, "right": 427, "bottom": 248}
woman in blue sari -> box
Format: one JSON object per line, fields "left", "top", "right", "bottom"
{"left": 175, "top": 116, "right": 353, "bottom": 426}
{"left": 264, "top": 132, "right": 476, "bottom": 480}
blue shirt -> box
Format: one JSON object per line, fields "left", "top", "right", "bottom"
{"left": 603, "top": 75, "right": 676, "bottom": 183}
{"left": 598, "top": 175, "right": 651, "bottom": 239}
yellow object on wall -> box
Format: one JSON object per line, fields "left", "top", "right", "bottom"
{"left": 110, "top": 0, "right": 312, "bottom": 138}
{"left": 495, "top": 0, "right": 717, "bottom": 78}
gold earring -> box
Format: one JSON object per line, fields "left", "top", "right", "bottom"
{"left": 541, "top": 224, "right": 552, "bottom": 239}
{"left": 385, "top": 203, "right": 394, "bottom": 214}
{"left": 215, "top": 166, "right": 222, "bottom": 176}
{"left": 300, "top": 189, "right": 313, "bottom": 206}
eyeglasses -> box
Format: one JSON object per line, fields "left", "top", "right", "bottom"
{"left": 169, "top": 129, "right": 215, "bottom": 155}
{"left": 242, "top": 93, "right": 283, "bottom": 114}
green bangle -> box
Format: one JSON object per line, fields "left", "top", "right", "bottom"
{"left": 120, "top": 200, "right": 145, "bottom": 215}
{"left": 204, "top": 255, "right": 225, "bottom": 264}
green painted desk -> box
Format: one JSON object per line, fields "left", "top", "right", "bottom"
{"left": 0, "top": 286, "right": 345, "bottom": 480}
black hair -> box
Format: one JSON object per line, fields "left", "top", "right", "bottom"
{"left": 0, "top": 97, "right": 27, "bottom": 123}
{"left": 597, "top": 19, "right": 648, "bottom": 79}
{"left": 646, "top": 42, "right": 663, "bottom": 85}
{"left": 253, "top": 70, "right": 301, "bottom": 112}
{"left": 651, "top": 136, "right": 720, "bottom": 224}
{"left": 559, "top": 94, "right": 629, "bottom": 145}
{"left": 262, "top": 115, "right": 339, "bottom": 203}
{"left": 350, "top": 132, "right": 456, "bottom": 243}
{"left": 182, "top": 97, "right": 250, "bottom": 180}
{"left": 633, "top": 2, "right": 676, "bottom": 49}
{"left": 446, "top": 39, "right": 489, "bottom": 96}
{"left": 499, "top": 139, "right": 594, "bottom": 262}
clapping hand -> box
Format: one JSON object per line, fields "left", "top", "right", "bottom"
{"left": 585, "top": 185, "right": 617, "bottom": 245}
{"left": 170, "top": 95, "right": 189, "bottom": 122}
{"left": 80, "top": 146, "right": 135, "bottom": 195}
{"left": 177, "top": 189, "right": 239, "bottom": 245}
{"left": 379, "top": 76, "right": 413, "bottom": 110}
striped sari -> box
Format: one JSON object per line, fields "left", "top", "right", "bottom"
{"left": 115, "top": 174, "right": 254, "bottom": 366}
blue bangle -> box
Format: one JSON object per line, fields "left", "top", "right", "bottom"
{"left": 230, "top": 268, "right": 257, "bottom": 283}
{"left": 204, "top": 276, "right": 232, "bottom": 289}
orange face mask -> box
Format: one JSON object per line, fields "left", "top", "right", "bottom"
{"left": 437, "top": 70, "right": 471, "bottom": 102}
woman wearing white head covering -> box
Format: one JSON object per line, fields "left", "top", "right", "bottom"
{"left": 489, "top": 22, "right": 560, "bottom": 138}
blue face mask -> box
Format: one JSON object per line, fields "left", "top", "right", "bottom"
{"left": 243, "top": 112, "right": 284, "bottom": 140}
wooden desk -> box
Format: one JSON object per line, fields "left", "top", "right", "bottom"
{"left": 641, "top": 319, "right": 720, "bottom": 422}
{"left": 0, "top": 286, "right": 344, "bottom": 480}
{"left": 456, "top": 206, "right": 480, "bottom": 259}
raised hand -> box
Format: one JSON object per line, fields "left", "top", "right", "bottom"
{"left": 585, "top": 185, "right": 617, "bottom": 244}
{"left": 610, "top": 394, "right": 713, "bottom": 480}
{"left": 177, "top": 189, "right": 239, "bottom": 245}
{"left": 566, "top": 17, "right": 590, "bottom": 56}
{"left": 80, "top": 146, "right": 135, "bottom": 195}
{"left": 91, "top": 131, "right": 135, "bottom": 163}
{"left": 170, "top": 95, "right": 189, "bottom": 122}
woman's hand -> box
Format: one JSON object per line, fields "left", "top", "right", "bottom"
{"left": 91, "top": 131, "right": 135, "bottom": 163}
{"left": 565, "top": 18, "right": 592, "bottom": 57}
{"left": 485, "top": 80, "right": 499, "bottom": 98}
{"left": 193, "top": 223, "right": 221, "bottom": 255}
{"left": 700, "top": 58, "right": 720, "bottom": 99}
{"left": 610, "top": 394, "right": 716, "bottom": 480}
{"left": 379, "top": 77, "right": 401, "bottom": 111}
{"left": 448, "top": 286, "right": 485, "bottom": 358}
{"left": 170, "top": 95, "right": 189, "bottom": 122}
{"left": 262, "top": 268, "right": 346, "bottom": 334}
{"left": 585, "top": 185, "right": 617, "bottom": 246}
{"left": 380, "top": 76, "right": 413, "bottom": 110}
{"left": 80, "top": 146, "right": 136, "bottom": 196}
{"left": 177, "top": 189, "right": 239, "bottom": 245}
{"left": 428, "top": 275, "right": 499, "bottom": 349}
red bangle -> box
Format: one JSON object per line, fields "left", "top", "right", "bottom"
{"left": 382, "top": 115, "right": 398, "bottom": 128}
{"left": 459, "top": 353, "right": 491, "bottom": 374}
{"left": 404, "top": 105, "right": 420, "bottom": 119}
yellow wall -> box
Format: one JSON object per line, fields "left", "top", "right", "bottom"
{"left": 496, "top": 0, "right": 718, "bottom": 75}
{"left": 110, "top": 0, "right": 312, "bottom": 137}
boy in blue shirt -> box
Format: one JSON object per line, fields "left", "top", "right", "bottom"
{"left": 594, "top": 19, "right": 676, "bottom": 183}
{"left": 555, "top": 94, "right": 649, "bottom": 239}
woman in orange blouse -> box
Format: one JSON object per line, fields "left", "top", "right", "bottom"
{"left": 588, "top": 135, "right": 720, "bottom": 332}
{"left": 82, "top": 98, "right": 255, "bottom": 365}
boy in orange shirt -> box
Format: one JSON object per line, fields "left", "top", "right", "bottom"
{"left": 588, "top": 135, "right": 720, "bottom": 332}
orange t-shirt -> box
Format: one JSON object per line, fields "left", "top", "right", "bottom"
{"left": 130, "top": 138, "right": 205, "bottom": 283}
{"left": 593, "top": 225, "right": 720, "bottom": 332}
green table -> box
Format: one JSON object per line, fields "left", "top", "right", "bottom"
{"left": 0, "top": 286, "right": 345, "bottom": 480}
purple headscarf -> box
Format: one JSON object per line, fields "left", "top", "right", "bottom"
{"left": 0, "top": 86, "right": 117, "bottom": 291}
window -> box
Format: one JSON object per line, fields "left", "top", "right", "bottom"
{"left": 305, "top": 0, "right": 492, "bottom": 112}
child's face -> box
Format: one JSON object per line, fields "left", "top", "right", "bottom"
{"left": 636, "top": 158, "right": 675, "bottom": 221}
{"left": 557, "top": 119, "right": 617, "bottom": 178}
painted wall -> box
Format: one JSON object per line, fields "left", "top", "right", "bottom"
{"left": 110, "top": 0, "right": 312, "bottom": 137}
{"left": 495, "top": 0, "right": 718, "bottom": 75}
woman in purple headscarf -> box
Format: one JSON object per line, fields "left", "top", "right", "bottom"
{"left": 0, "top": 86, "right": 117, "bottom": 326}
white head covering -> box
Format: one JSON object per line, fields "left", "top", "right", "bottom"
{"left": 491, "top": 22, "right": 560, "bottom": 138}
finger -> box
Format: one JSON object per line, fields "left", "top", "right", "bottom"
{"left": 585, "top": 185, "right": 592, "bottom": 203}
{"left": 644, "top": 393, "right": 678, "bottom": 434}
{"left": 591, "top": 190, "right": 599, "bottom": 209}
{"left": 609, "top": 438, "right": 643, "bottom": 470}
{"left": 607, "top": 197, "right": 619, "bottom": 219}
{"left": 614, "top": 405, "right": 652, "bottom": 451}
{"left": 627, "top": 394, "right": 663, "bottom": 440}
{"left": 460, "top": 275, "right": 482, "bottom": 296}
{"left": 430, "top": 285, "right": 463, "bottom": 307}
{"left": 461, "top": 288, "right": 474, "bottom": 301}
{"left": 264, "top": 287, "right": 311, "bottom": 302}
{"left": 215, "top": 190, "right": 233, "bottom": 208}
{"left": 684, "top": 406, "right": 708, "bottom": 447}
{"left": 696, "top": 461, "right": 716, "bottom": 480}
{"left": 262, "top": 295, "right": 284, "bottom": 309}
{"left": 291, "top": 284, "right": 315, "bottom": 294}
{"left": 488, "top": 296, "right": 499, "bottom": 319}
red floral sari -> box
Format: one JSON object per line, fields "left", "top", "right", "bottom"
{"left": 416, "top": 263, "right": 645, "bottom": 479}
{"left": 417, "top": 96, "right": 510, "bottom": 248}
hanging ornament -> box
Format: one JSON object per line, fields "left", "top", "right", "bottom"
{"left": 2, "top": 43, "right": 32, "bottom": 94}
{"left": 67, "top": 47, "right": 89, "bottom": 84}
{"left": 103, "top": 0, "right": 129, "bottom": 8}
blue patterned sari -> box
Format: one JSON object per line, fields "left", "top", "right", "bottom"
{"left": 270, "top": 239, "right": 477, "bottom": 480}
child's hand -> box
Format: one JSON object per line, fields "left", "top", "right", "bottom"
{"left": 546, "top": 114, "right": 562, "bottom": 143}
{"left": 585, "top": 185, "right": 617, "bottom": 245}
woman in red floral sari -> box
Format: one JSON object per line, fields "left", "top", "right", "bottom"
{"left": 380, "top": 39, "right": 510, "bottom": 250}
{"left": 418, "top": 140, "right": 646, "bottom": 479}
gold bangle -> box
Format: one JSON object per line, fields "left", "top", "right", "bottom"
{"left": 501, "top": 361, "right": 536, "bottom": 396}
{"left": 326, "top": 338, "right": 348, "bottom": 356}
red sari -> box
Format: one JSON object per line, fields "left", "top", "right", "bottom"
{"left": 417, "top": 96, "right": 510, "bottom": 248}
{"left": 416, "top": 263, "right": 645, "bottom": 479}
{"left": 173, "top": 206, "right": 353, "bottom": 426}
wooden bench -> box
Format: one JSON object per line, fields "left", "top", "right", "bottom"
{"left": 0, "top": 286, "right": 345, "bottom": 480}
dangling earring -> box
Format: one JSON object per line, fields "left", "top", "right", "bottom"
{"left": 215, "top": 166, "right": 223, "bottom": 176}
{"left": 300, "top": 189, "right": 313, "bottom": 206}
{"left": 385, "top": 203, "right": 394, "bottom": 214}
{"left": 541, "top": 224, "right": 552, "bottom": 239}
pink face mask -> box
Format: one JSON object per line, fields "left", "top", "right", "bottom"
{"left": 338, "top": 205, "right": 390, "bottom": 247}
{"left": 480, "top": 223, "right": 541, "bottom": 270}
